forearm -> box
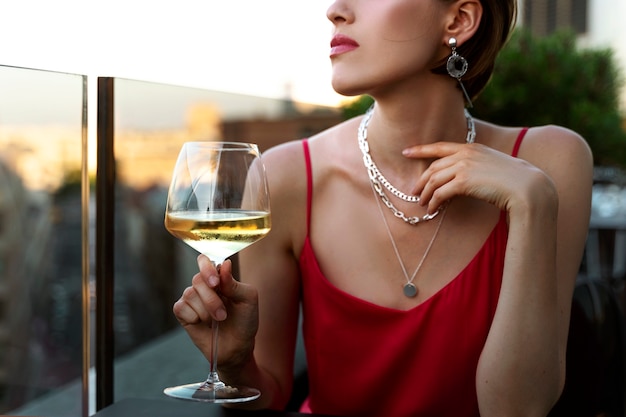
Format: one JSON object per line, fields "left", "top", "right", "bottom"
{"left": 477, "top": 196, "right": 562, "bottom": 416}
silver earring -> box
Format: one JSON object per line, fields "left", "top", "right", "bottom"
{"left": 446, "top": 37, "right": 473, "bottom": 108}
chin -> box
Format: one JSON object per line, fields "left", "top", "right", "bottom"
{"left": 331, "top": 80, "right": 364, "bottom": 98}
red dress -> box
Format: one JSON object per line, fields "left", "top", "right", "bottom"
{"left": 298, "top": 129, "right": 528, "bottom": 417}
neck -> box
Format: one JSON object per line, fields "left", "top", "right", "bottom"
{"left": 369, "top": 73, "right": 466, "bottom": 135}
{"left": 362, "top": 97, "right": 471, "bottom": 176}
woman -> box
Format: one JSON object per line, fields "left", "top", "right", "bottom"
{"left": 173, "top": 0, "right": 593, "bottom": 416}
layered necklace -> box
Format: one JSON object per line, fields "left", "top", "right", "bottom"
{"left": 358, "top": 105, "right": 475, "bottom": 225}
{"left": 358, "top": 104, "right": 475, "bottom": 298}
{"left": 372, "top": 185, "right": 448, "bottom": 298}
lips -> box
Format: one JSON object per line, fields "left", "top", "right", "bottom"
{"left": 330, "top": 34, "right": 359, "bottom": 57}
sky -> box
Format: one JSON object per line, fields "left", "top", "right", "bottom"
{"left": 0, "top": 0, "right": 345, "bottom": 107}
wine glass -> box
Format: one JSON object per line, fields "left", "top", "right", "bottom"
{"left": 163, "top": 141, "right": 271, "bottom": 402}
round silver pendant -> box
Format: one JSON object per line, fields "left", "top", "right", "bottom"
{"left": 403, "top": 283, "right": 418, "bottom": 298}
{"left": 447, "top": 54, "right": 468, "bottom": 79}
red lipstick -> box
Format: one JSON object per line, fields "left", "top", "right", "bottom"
{"left": 330, "top": 34, "right": 359, "bottom": 57}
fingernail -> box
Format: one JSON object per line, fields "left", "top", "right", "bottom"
{"left": 402, "top": 149, "right": 411, "bottom": 156}
{"left": 215, "top": 308, "right": 227, "bottom": 321}
{"left": 208, "top": 275, "right": 219, "bottom": 287}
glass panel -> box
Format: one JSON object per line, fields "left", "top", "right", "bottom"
{"left": 110, "top": 78, "right": 341, "bottom": 400}
{"left": 0, "top": 66, "right": 88, "bottom": 416}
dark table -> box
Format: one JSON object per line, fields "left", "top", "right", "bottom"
{"left": 92, "top": 398, "right": 333, "bottom": 417}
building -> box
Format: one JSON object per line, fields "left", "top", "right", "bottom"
{"left": 221, "top": 111, "right": 342, "bottom": 153}
{"left": 518, "top": 0, "right": 626, "bottom": 111}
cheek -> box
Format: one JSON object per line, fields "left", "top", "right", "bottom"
{"left": 379, "top": 1, "right": 440, "bottom": 42}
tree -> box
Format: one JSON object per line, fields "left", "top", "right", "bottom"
{"left": 475, "top": 29, "right": 626, "bottom": 168}
{"left": 342, "top": 95, "right": 373, "bottom": 120}
{"left": 342, "top": 29, "right": 626, "bottom": 168}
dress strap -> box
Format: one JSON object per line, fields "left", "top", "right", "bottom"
{"left": 511, "top": 127, "right": 529, "bottom": 157}
{"left": 302, "top": 139, "right": 313, "bottom": 236}
{"left": 501, "top": 127, "right": 529, "bottom": 222}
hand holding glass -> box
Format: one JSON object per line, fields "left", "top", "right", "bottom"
{"left": 164, "top": 141, "right": 271, "bottom": 402}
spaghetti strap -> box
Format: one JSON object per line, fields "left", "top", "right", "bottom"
{"left": 502, "top": 127, "right": 529, "bottom": 222}
{"left": 511, "top": 127, "right": 529, "bottom": 157}
{"left": 302, "top": 139, "right": 313, "bottom": 236}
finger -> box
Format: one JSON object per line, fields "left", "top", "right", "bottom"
{"left": 197, "top": 254, "right": 219, "bottom": 281}
{"left": 173, "top": 286, "right": 210, "bottom": 325}
{"left": 402, "top": 141, "right": 465, "bottom": 159}
{"left": 412, "top": 154, "right": 459, "bottom": 196}
{"left": 191, "top": 272, "right": 228, "bottom": 321}
{"left": 216, "top": 260, "right": 257, "bottom": 304}
{"left": 425, "top": 180, "right": 460, "bottom": 214}
{"left": 419, "top": 164, "right": 462, "bottom": 210}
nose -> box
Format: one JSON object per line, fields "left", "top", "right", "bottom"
{"left": 326, "top": 0, "right": 352, "bottom": 25}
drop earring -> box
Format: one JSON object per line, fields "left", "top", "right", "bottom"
{"left": 446, "top": 37, "right": 473, "bottom": 108}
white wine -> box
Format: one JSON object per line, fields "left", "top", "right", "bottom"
{"left": 165, "top": 210, "right": 271, "bottom": 262}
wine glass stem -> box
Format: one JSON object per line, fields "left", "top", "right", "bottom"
{"left": 205, "top": 260, "right": 226, "bottom": 388}
{"left": 206, "top": 318, "right": 225, "bottom": 387}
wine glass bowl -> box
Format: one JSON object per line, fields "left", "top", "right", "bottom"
{"left": 163, "top": 141, "right": 270, "bottom": 403}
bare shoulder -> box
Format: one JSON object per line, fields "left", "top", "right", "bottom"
{"left": 262, "top": 139, "right": 308, "bottom": 188}
{"left": 261, "top": 140, "right": 309, "bottom": 245}
{"left": 518, "top": 125, "right": 593, "bottom": 183}
{"left": 522, "top": 125, "right": 592, "bottom": 160}
{"left": 261, "top": 117, "right": 357, "bottom": 197}
{"left": 516, "top": 125, "right": 594, "bottom": 237}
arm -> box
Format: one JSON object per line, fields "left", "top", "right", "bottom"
{"left": 406, "top": 126, "right": 593, "bottom": 416}
{"left": 476, "top": 127, "right": 593, "bottom": 417}
{"left": 229, "top": 141, "right": 307, "bottom": 409}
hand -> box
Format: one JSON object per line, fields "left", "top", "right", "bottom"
{"left": 403, "top": 142, "right": 558, "bottom": 216}
{"left": 173, "top": 255, "right": 259, "bottom": 371}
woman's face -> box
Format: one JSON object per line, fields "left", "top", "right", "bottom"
{"left": 327, "top": 0, "right": 450, "bottom": 97}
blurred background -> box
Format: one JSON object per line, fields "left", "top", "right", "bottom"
{"left": 1, "top": 0, "right": 626, "bottom": 416}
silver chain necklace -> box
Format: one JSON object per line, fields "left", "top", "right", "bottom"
{"left": 358, "top": 105, "right": 475, "bottom": 225}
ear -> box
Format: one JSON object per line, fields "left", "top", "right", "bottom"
{"left": 443, "top": 0, "right": 482, "bottom": 46}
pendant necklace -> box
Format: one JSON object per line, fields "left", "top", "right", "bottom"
{"left": 358, "top": 104, "right": 474, "bottom": 225}
{"left": 372, "top": 182, "right": 448, "bottom": 298}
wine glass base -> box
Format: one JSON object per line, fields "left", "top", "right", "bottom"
{"left": 164, "top": 381, "right": 260, "bottom": 403}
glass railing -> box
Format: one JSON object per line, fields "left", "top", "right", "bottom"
{"left": 0, "top": 65, "right": 89, "bottom": 416}
{"left": 2, "top": 69, "right": 341, "bottom": 416}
